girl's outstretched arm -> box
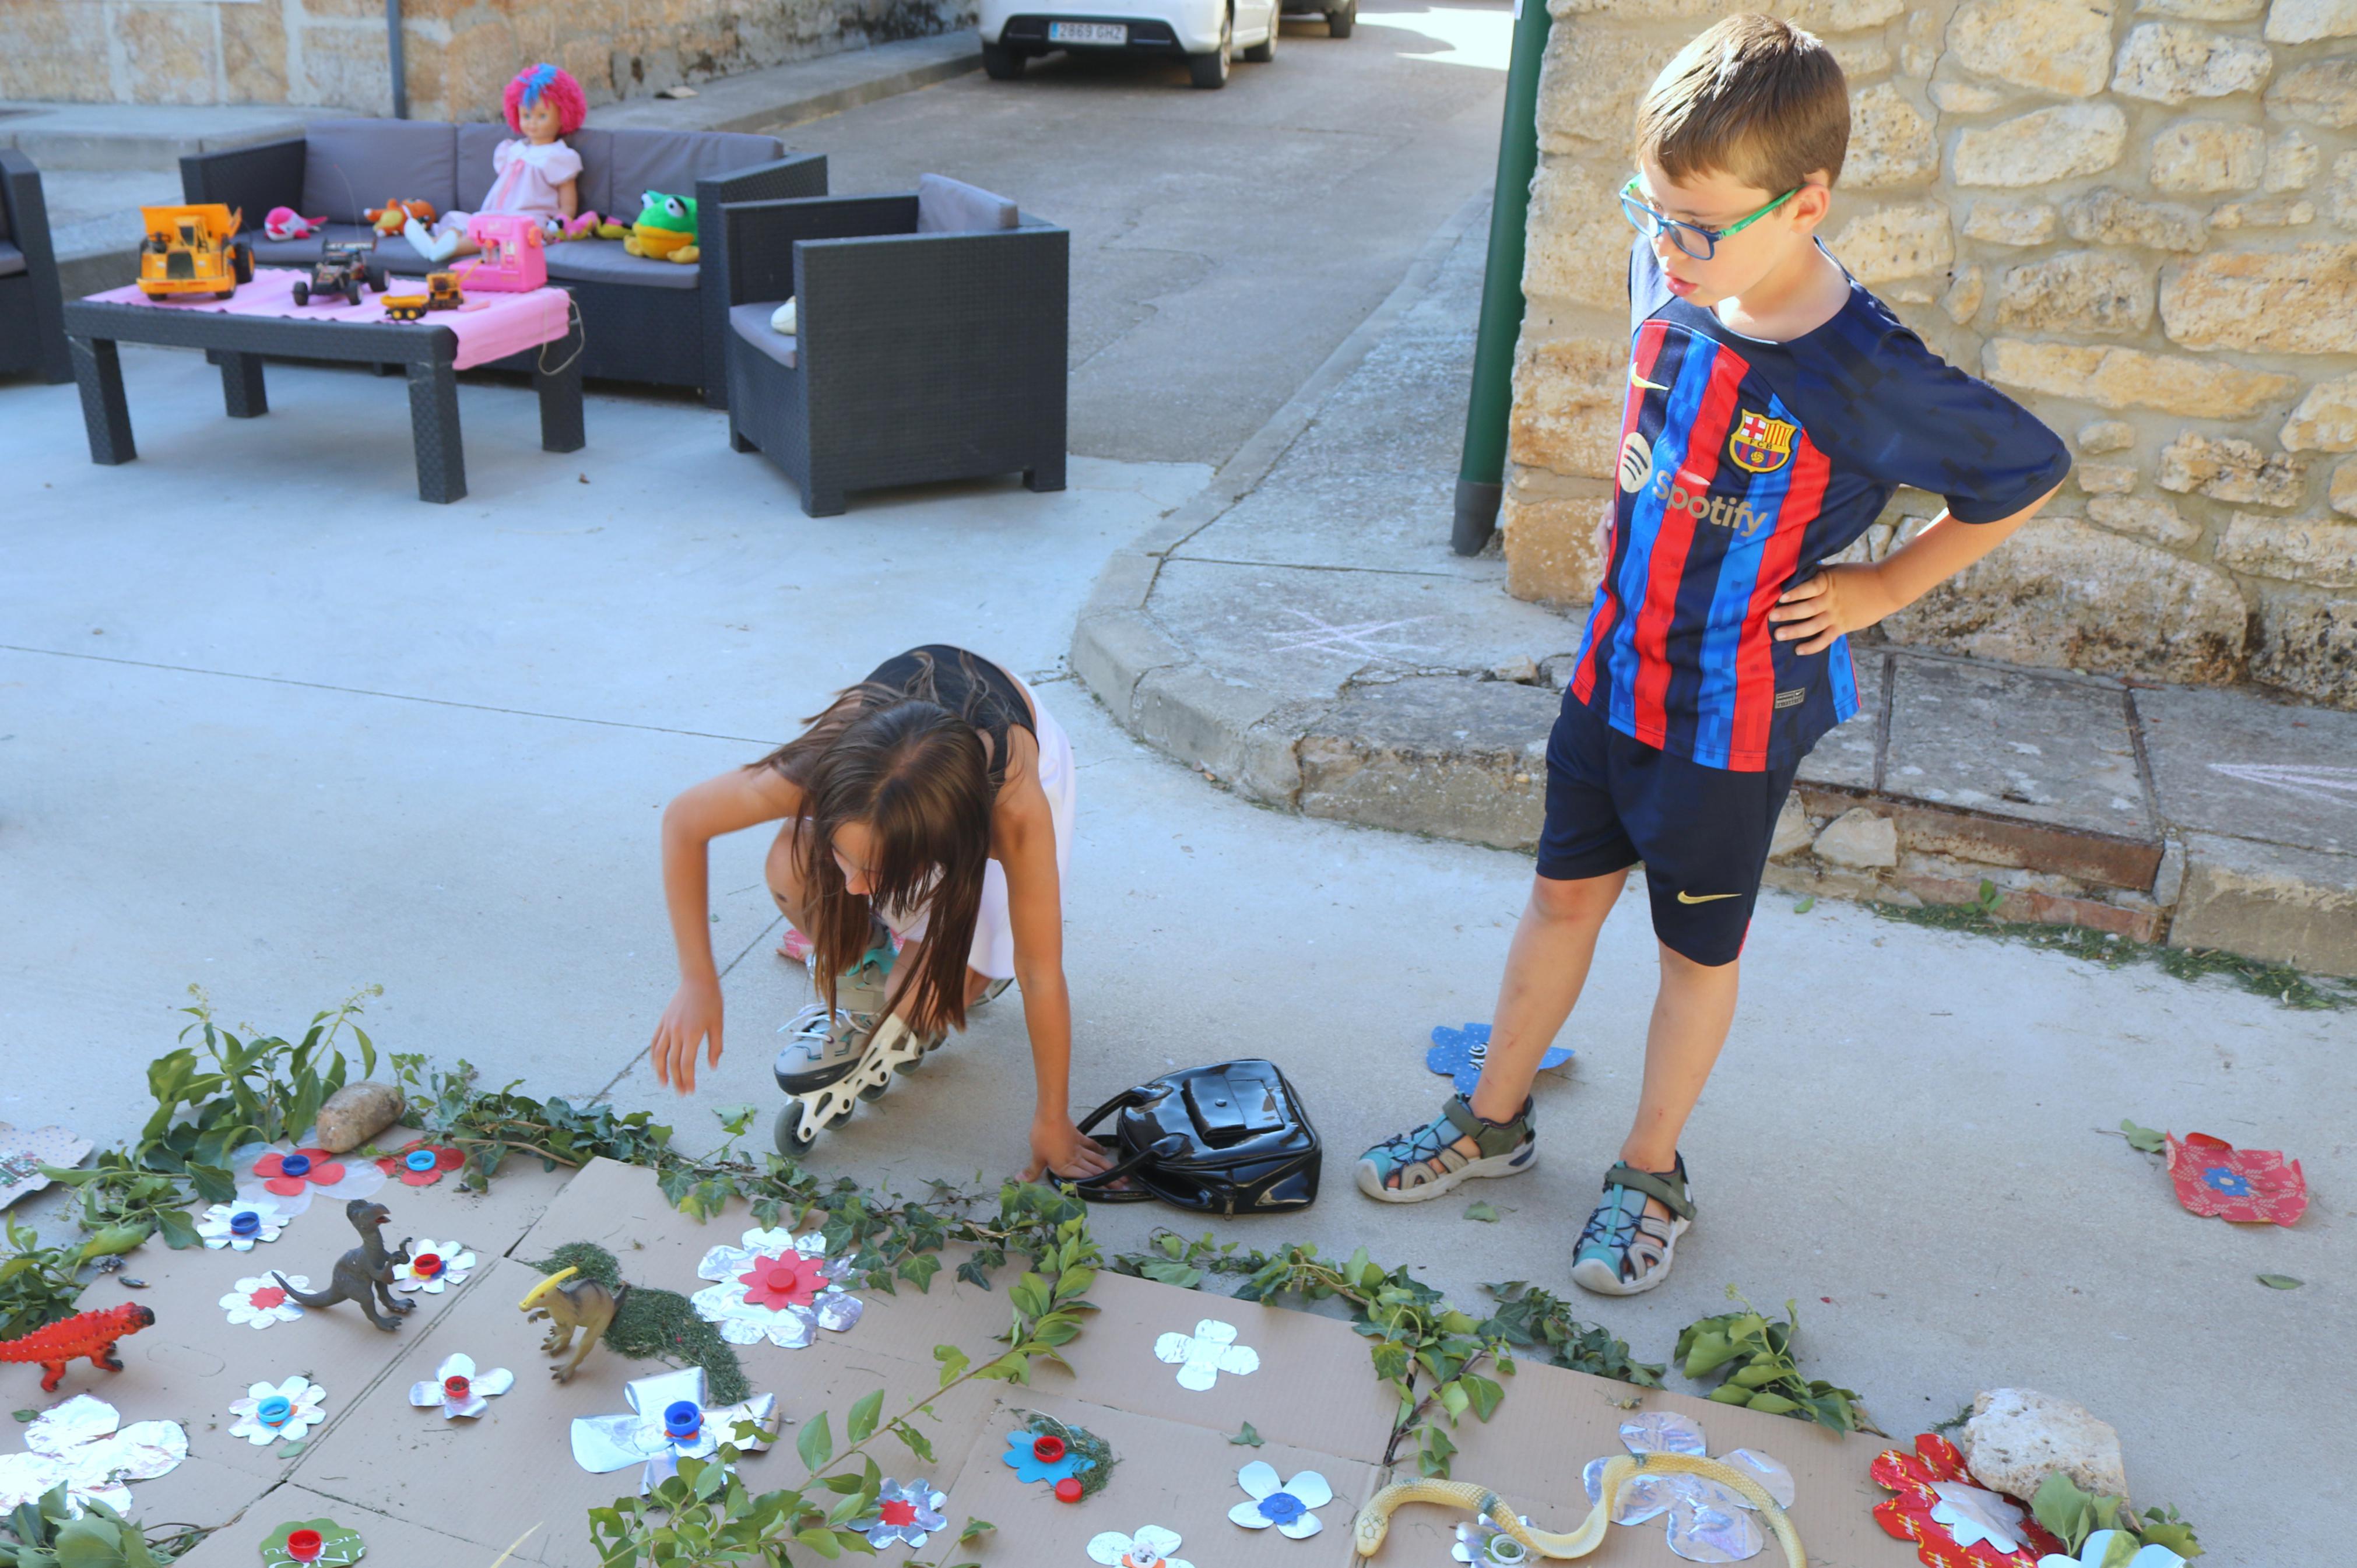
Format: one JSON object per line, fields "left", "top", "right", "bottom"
{"left": 997, "top": 788, "right": 1112, "bottom": 1183}
{"left": 653, "top": 766, "right": 798, "bottom": 1093}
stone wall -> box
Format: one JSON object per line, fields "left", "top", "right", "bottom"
{"left": 0, "top": 0, "right": 973, "bottom": 121}
{"left": 1504, "top": 0, "right": 2357, "bottom": 709}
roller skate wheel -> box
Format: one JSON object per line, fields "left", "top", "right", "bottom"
{"left": 858, "top": 1081, "right": 890, "bottom": 1102}
{"left": 774, "top": 1104, "right": 818, "bottom": 1155}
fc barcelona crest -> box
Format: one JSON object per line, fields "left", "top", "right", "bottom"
{"left": 1727, "top": 410, "right": 1797, "bottom": 474}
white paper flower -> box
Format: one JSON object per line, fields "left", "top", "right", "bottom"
{"left": 1229, "top": 1460, "right": 1332, "bottom": 1538}
{"left": 688, "top": 1228, "right": 862, "bottom": 1349}
{"left": 1582, "top": 1410, "right": 1795, "bottom": 1563}
{"left": 857, "top": 1478, "right": 949, "bottom": 1549}
{"left": 0, "top": 1396, "right": 187, "bottom": 1516}
{"left": 391, "top": 1237, "right": 475, "bottom": 1293}
{"left": 1152, "top": 1319, "right": 1259, "bottom": 1391}
{"left": 409, "top": 1352, "right": 514, "bottom": 1419}
{"left": 1930, "top": 1481, "right": 2029, "bottom": 1556}
{"left": 220, "top": 1274, "right": 310, "bottom": 1329}
{"left": 230, "top": 1141, "right": 385, "bottom": 1218}
{"left": 1087, "top": 1525, "right": 1192, "bottom": 1568}
{"left": 227, "top": 1376, "right": 327, "bottom": 1446}
{"left": 195, "top": 1197, "right": 287, "bottom": 1250}
{"left": 570, "top": 1366, "right": 778, "bottom": 1496}
{"left": 1455, "top": 1516, "right": 1536, "bottom": 1565}
{"left": 2038, "top": 1531, "right": 2186, "bottom": 1568}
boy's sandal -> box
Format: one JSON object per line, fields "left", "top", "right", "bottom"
{"left": 1570, "top": 1158, "right": 1694, "bottom": 1298}
{"left": 1353, "top": 1095, "right": 1535, "bottom": 1203}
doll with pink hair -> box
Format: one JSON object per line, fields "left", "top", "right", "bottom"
{"left": 407, "top": 64, "right": 603, "bottom": 263}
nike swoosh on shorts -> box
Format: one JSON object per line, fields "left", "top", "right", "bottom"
{"left": 1675, "top": 891, "right": 1740, "bottom": 904}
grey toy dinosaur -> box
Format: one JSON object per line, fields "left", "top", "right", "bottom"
{"left": 272, "top": 1198, "right": 416, "bottom": 1331}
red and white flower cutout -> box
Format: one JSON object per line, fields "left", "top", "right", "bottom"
{"left": 1873, "top": 1434, "right": 2066, "bottom": 1568}
{"left": 392, "top": 1237, "right": 475, "bottom": 1294}
{"left": 377, "top": 1141, "right": 467, "bottom": 1187}
{"left": 690, "top": 1228, "right": 862, "bottom": 1349}
{"left": 409, "top": 1352, "right": 513, "bottom": 1419}
{"left": 1087, "top": 1525, "right": 1191, "bottom": 1568}
{"left": 196, "top": 1197, "right": 287, "bottom": 1251}
{"left": 228, "top": 1376, "right": 328, "bottom": 1446}
{"left": 2166, "top": 1132, "right": 2306, "bottom": 1226}
{"left": 233, "top": 1141, "right": 385, "bottom": 1218}
{"left": 222, "top": 1274, "right": 311, "bottom": 1330}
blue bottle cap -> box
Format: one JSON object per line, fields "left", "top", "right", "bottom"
{"left": 663, "top": 1401, "right": 702, "bottom": 1442}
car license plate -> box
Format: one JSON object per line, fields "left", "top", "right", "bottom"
{"left": 1048, "top": 20, "right": 1127, "bottom": 43}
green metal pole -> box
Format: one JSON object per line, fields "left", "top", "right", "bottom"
{"left": 1452, "top": 0, "right": 1554, "bottom": 556}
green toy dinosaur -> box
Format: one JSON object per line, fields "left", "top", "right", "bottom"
{"left": 621, "top": 190, "right": 698, "bottom": 263}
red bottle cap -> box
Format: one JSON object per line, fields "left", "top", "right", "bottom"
{"left": 1053, "top": 1477, "right": 1084, "bottom": 1503}
{"left": 1032, "top": 1435, "right": 1066, "bottom": 1463}
{"left": 286, "top": 1528, "right": 324, "bottom": 1561}
{"left": 444, "top": 1374, "right": 470, "bottom": 1398}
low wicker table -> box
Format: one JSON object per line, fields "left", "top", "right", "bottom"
{"left": 65, "top": 268, "right": 584, "bottom": 504}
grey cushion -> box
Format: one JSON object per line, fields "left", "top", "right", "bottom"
{"left": 543, "top": 237, "right": 699, "bottom": 290}
{"left": 606, "top": 129, "right": 783, "bottom": 214}
{"left": 0, "top": 241, "right": 23, "bottom": 278}
{"left": 300, "top": 119, "right": 457, "bottom": 226}
{"left": 729, "top": 301, "right": 798, "bottom": 368}
{"left": 916, "top": 173, "right": 1018, "bottom": 235}
{"left": 458, "top": 123, "right": 614, "bottom": 220}
{"left": 244, "top": 222, "right": 430, "bottom": 275}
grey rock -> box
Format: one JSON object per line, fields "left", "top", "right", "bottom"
{"left": 1770, "top": 794, "right": 1816, "bottom": 860}
{"left": 1962, "top": 1387, "right": 2131, "bottom": 1503}
{"left": 1813, "top": 807, "right": 1899, "bottom": 869}
{"left": 312, "top": 1082, "right": 406, "bottom": 1154}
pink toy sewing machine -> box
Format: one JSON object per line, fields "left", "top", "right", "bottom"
{"left": 459, "top": 212, "right": 547, "bottom": 292}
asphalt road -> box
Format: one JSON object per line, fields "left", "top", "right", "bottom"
{"left": 786, "top": 0, "right": 1513, "bottom": 464}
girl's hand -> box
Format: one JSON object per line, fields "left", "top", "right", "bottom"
{"left": 1769, "top": 562, "right": 1899, "bottom": 655}
{"left": 1023, "top": 1113, "right": 1113, "bottom": 1183}
{"left": 652, "top": 978, "right": 724, "bottom": 1094}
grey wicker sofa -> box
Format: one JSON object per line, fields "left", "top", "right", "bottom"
{"left": 179, "top": 118, "right": 826, "bottom": 403}
{"left": 714, "top": 176, "right": 1067, "bottom": 517}
{"left": 0, "top": 149, "right": 71, "bottom": 384}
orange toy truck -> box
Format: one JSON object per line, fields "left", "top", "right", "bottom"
{"left": 137, "top": 204, "right": 253, "bottom": 300}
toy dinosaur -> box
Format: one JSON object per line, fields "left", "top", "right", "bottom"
{"left": 0, "top": 1302, "right": 156, "bottom": 1393}
{"left": 272, "top": 1198, "right": 415, "bottom": 1332}
{"left": 365, "top": 199, "right": 437, "bottom": 237}
{"left": 518, "top": 1265, "right": 624, "bottom": 1383}
{"left": 621, "top": 191, "right": 699, "bottom": 264}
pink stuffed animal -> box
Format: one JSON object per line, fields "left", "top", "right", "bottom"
{"left": 264, "top": 207, "right": 327, "bottom": 242}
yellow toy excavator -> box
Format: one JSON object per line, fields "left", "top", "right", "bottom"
{"left": 136, "top": 204, "right": 253, "bottom": 300}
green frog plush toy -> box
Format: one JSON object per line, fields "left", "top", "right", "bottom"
{"left": 620, "top": 191, "right": 699, "bottom": 264}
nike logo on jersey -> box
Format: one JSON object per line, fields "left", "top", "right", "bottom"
{"left": 1630, "top": 367, "right": 1671, "bottom": 392}
{"left": 1675, "top": 891, "right": 1741, "bottom": 904}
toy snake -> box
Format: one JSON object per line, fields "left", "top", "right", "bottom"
{"left": 1350, "top": 1451, "right": 1805, "bottom": 1565}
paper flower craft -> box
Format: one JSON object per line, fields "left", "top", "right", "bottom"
{"left": 856, "top": 1478, "right": 949, "bottom": 1549}
{"left": 1874, "top": 1433, "right": 2066, "bottom": 1568}
{"left": 409, "top": 1352, "right": 514, "bottom": 1419}
{"left": 1455, "top": 1516, "right": 1535, "bottom": 1565}
{"left": 1005, "top": 1429, "right": 1094, "bottom": 1487}
{"left": 259, "top": 1518, "right": 367, "bottom": 1566}
{"left": 689, "top": 1228, "right": 862, "bottom": 1349}
{"left": 0, "top": 1395, "right": 188, "bottom": 1516}
{"left": 375, "top": 1141, "right": 467, "bottom": 1187}
{"left": 2036, "top": 1531, "right": 2186, "bottom": 1568}
{"left": 1153, "top": 1319, "right": 1259, "bottom": 1391}
{"left": 1230, "top": 1460, "right": 1332, "bottom": 1538}
{"left": 391, "top": 1237, "right": 475, "bottom": 1293}
{"left": 1427, "top": 1022, "right": 1572, "bottom": 1096}
{"left": 227, "top": 1377, "right": 328, "bottom": 1446}
{"left": 195, "top": 1197, "right": 287, "bottom": 1251}
{"left": 571, "top": 1365, "right": 777, "bottom": 1495}
{"left": 222, "top": 1274, "right": 310, "bottom": 1330}
{"left": 1088, "top": 1525, "right": 1192, "bottom": 1568}
{"left": 2166, "top": 1133, "right": 2306, "bottom": 1226}
{"left": 232, "top": 1141, "right": 384, "bottom": 1217}
{"left": 1579, "top": 1409, "right": 1795, "bottom": 1563}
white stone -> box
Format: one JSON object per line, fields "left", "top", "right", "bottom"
{"left": 2158, "top": 431, "right": 2305, "bottom": 505}
{"left": 1930, "top": 78, "right": 2008, "bottom": 113}
{"left": 2062, "top": 188, "right": 2207, "bottom": 249}
{"left": 2110, "top": 23, "right": 2274, "bottom": 103}
{"left": 2078, "top": 462, "right": 2137, "bottom": 494}
{"left": 1961, "top": 1390, "right": 2131, "bottom": 1505}
{"left": 2265, "top": 0, "right": 2357, "bottom": 41}
{"left": 1828, "top": 202, "right": 1954, "bottom": 282}
{"left": 2217, "top": 513, "right": 2357, "bottom": 585}
{"left": 2335, "top": 459, "right": 2357, "bottom": 518}
{"left": 2077, "top": 420, "right": 2136, "bottom": 453}
{"left": 2140, "top": 0, "right": 2260, "bottom": 14}
{"left": 1813, "top": 807, "right": 1898, "bottom": 870}
{"left": 2267, "top": 58, "right": 2357, "bottom": 127}
{"left": 2208, "top": 196, "right": 2317, "bottom": 227}
{"left": 1770, "top": 794, "right": 1815, "bottom": 860}
{"left": 2088, "top": 493, "right": 2203, "bottom": 547}
{"left": 1963, "top": 201, "right": 2058, "bottom": 244}
{"left": 1941, "top": 265, "right": 1986, "bottom": 324}
{"left": 1846, "top": 83, "right": 1938, "bottom": 189}
{"left": 1954, "top": 104, "right": 2127, "bottom": 186}
{"left": 2279, "top": 374, "right": 2357, "bottom": 453}
{"left": 2149, "top": 119, "right": 2265, "bottom": 192}
{"left": 2266, "top": 129, "right": 2321, "bottom": 191}
{"left": 1947, "top": 0, "right": 2119, "bottom": 96}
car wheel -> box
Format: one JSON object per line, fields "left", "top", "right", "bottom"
{"left": 1188, "top": 8, "right": 1232, "bottom": 86}
{"left": 1327, "top": 0, "right": 1353, "bottom": 36}
{"left": 1244, "top": 3, "right": 1277, "bottom": 60}
{"left": 291, "top": 280, "right": 309, "bottom": 306}
{"left": 982, "top": 40, "right": 1024, "bottom": 79}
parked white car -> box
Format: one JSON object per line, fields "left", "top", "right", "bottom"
{"left": 980, "top": 0, "right": 1281, "bottom": 87}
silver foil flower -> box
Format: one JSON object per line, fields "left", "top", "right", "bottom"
{"left": 0, "top": 1395, "right": 187, "bottom": 1516}
{"left": 1580, "top": 1410, "right": 1795, "bottom": 1565}
{"left": 570, "top": 1366, "right": 777, "bottom": 1495}
{"left": 856, "top": 1479, "right": 949, "bottom": 1549}
{"left": 688, "top": 1227, "right": 862, "bottom": 1349}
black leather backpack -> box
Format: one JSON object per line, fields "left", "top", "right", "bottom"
{"left": 1071, "top": 1059, "right": 1321, "bottom": 1215}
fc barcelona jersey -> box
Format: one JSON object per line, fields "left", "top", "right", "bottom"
{"left": 1568, "top": 238, "right": 2071, "bottom": 772}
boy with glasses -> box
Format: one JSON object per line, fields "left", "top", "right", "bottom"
{"left": 1357, "top": 15, "right": 2070, "bottom": 1294}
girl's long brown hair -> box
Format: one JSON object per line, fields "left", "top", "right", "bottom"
{"left": 758, "top": 652, "right": 996, "bottom": 1035}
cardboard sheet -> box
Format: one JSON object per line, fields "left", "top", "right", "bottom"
{"left": 164, "top": 1481, "right": 532, "bottom": 1567}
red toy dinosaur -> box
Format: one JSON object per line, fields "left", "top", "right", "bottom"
{"left": 1, "top": 1303, "right": 155, "bottom": 1392}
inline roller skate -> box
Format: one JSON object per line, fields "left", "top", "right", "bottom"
{"left": 774, "top": 922, "right": 942, "bottom": 1152}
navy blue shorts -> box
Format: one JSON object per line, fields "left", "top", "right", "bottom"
{"left": 1536, "top": 696, "right": 1801, "bottom": 966}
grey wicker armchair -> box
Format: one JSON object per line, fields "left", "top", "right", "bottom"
{"left": 712, "top": 176, "right": 1067, "bottom": 517}
{"left": 0, "top": 149, "right": 71, "bottom": 384}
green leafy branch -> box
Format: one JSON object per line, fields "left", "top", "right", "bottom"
{"left": 2031, "top": 1474, "right": 2203, "bottom": 1560}
{"left": 1673, "top": 1286, "right": 1879, "bottom": 1435}
{"left": 0, "top": 1486, "right": 195, "bottom": 1566}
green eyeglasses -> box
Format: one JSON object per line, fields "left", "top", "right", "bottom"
{"left": 1619, "top": 178, "right": 1800, "bottom": 261}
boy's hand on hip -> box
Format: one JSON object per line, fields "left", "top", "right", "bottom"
{"left": 1023, "top": 1114, "right": 1113, "bottom": 1184}
{"left": 652, "top": 978, "right": 724, "bottom": 1094}
{"left": 1771, "top": 563, "right": 1896, "bottom": 655}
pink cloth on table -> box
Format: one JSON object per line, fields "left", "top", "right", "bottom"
{"left": 82, "top": 266, "right": 571, "bottom": 371}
